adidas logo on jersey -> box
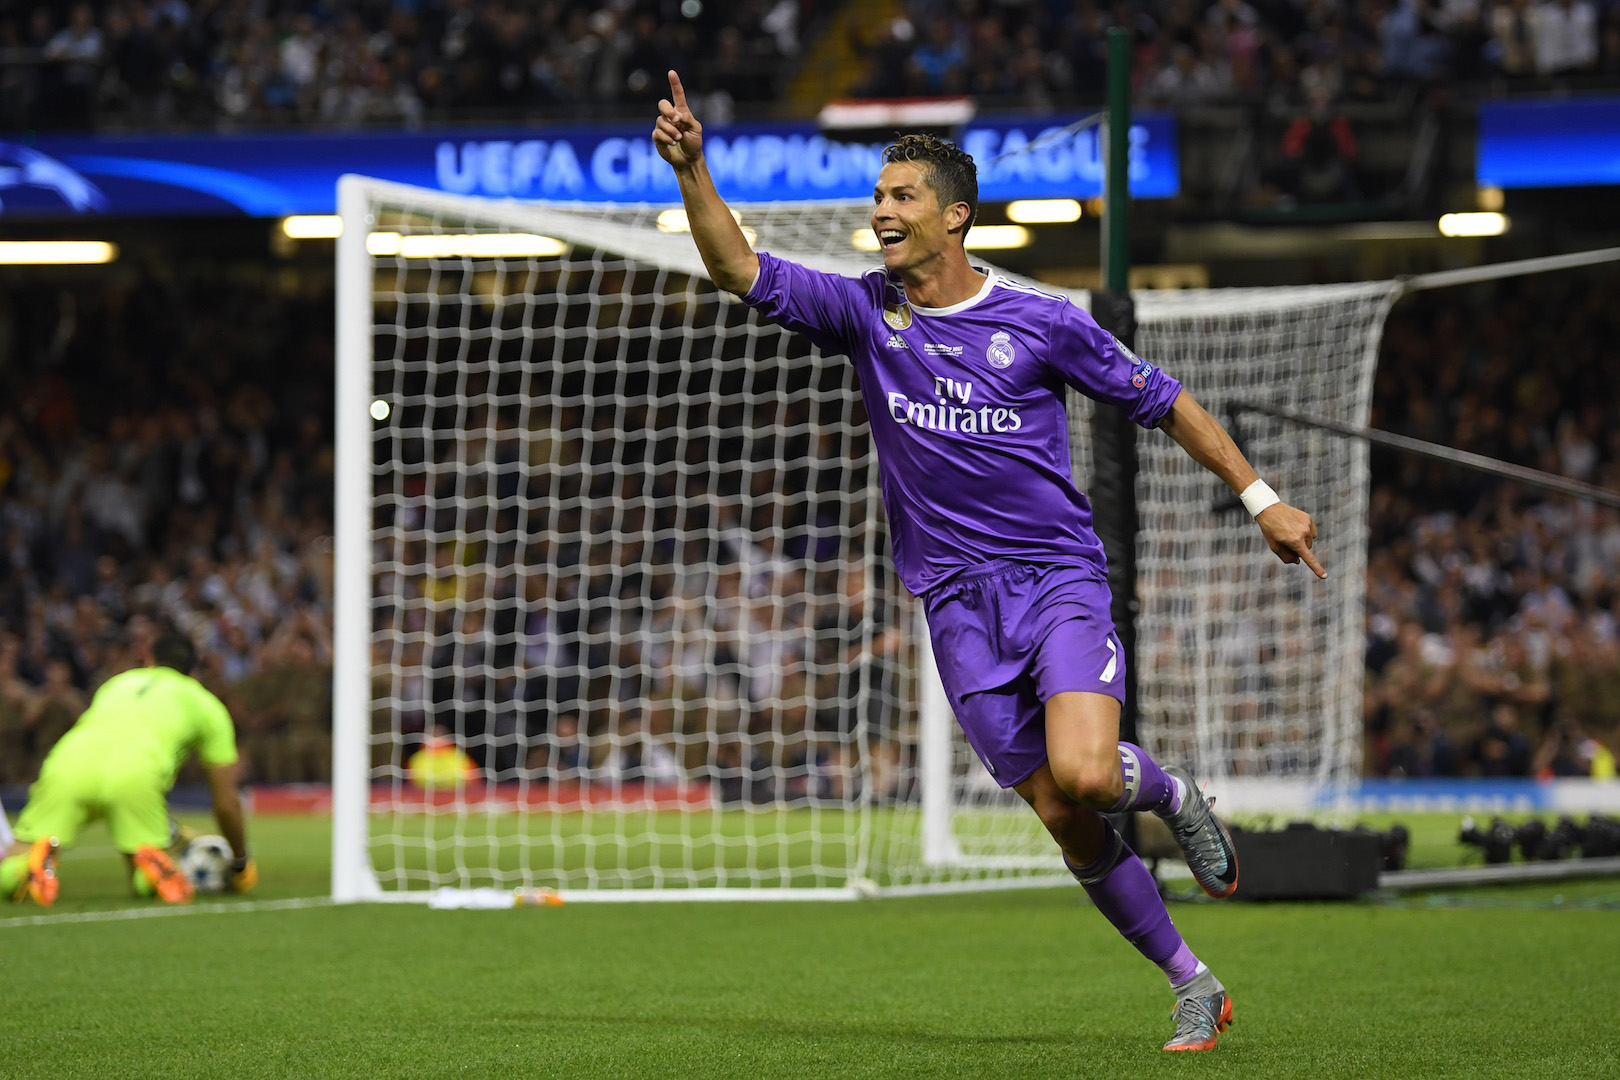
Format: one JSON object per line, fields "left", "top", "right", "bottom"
{"left": 885, "top": 333, "right": 909, "bottom": 350}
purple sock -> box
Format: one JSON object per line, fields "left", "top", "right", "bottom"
{"left": 1110, "top": 742, "right": 1180, "bottom": 814}
{"left": 1066, "top": 820, "right": 1201, "bottom": 987}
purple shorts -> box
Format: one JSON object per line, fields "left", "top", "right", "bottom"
{"left": 923, "top": 559, "right": 1124, "bottom": 789}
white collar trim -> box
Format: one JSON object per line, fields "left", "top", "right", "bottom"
{"left": 910, "top": 271, "right": 996, "bottom": 317}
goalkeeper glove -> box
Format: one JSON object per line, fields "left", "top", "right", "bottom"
{"left": 229, "top": 855, "right": 259, "bottom": 894}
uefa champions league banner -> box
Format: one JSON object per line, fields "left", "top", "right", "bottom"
{"left": 1477, "top": 96, "right": 1620, "bottom": 189}
{"left": 0, "top": 113, "right": 1177, "bottom": 218}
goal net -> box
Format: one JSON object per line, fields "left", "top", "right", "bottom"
{"left": 332, "top": 176, "right": 1398, "bottom": 901}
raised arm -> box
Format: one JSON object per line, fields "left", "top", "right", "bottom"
{"left": 652, "top": 70, "right": 759, "bottom": 295}
{"left": 1158, "top": 388, "right": 1327, "bottom": 578}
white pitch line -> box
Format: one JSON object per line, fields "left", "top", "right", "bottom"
{"left": 0, "top": 895, "right": 335, "bottom": 930}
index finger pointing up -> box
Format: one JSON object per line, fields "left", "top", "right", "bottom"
{"left": 668, "top": 70, "right": 687, "bottom": 108}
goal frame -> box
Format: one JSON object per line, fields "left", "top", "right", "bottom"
{"left": 330, "top": 174, "right": 1402, "bottom": 901}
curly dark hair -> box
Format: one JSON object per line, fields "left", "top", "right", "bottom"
{"left": 882, "top": 134, "right": 978, "bottom": 238}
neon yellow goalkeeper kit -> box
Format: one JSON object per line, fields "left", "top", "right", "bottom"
{"left": 13, "top": 667, "right": 238, "bottom": 853}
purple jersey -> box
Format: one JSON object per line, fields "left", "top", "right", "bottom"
{"left": 743, "top": 252, "right": 1184, "bottom": 594}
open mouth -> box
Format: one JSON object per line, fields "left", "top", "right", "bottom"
{"left": 878, "top": 230, "right": 906, "bottom": 249}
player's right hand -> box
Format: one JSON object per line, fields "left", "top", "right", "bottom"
{"left": 653, "top": 70, "right": 703, "bottom": 171}
{"left": 1257, "top": 502, "right": 1327, "bottom": 578}
{"left": 229, "top": 856, "right": 259, "bottom": 894}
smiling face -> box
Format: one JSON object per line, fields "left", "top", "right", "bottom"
{"left": 871, "top": 161, "right": 971, "bottom": 277}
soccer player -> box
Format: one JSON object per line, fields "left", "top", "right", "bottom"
{"left": 1, "top": 632, "right": 258, "bottom": 907}
{"left": 654, "top": 71, "right": 1327, "bottom": 1051}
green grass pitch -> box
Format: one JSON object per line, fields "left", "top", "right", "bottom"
{"left": 4, "top": 811, "right": 1618, "bottom": 1079}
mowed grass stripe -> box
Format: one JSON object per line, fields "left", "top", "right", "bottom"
{"left": 4, "top": 887, "right": 1617, "bottom": 1080}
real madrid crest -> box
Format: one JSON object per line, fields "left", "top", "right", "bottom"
{"left": 987, "top": 330, "right": 1015, "bottom": 369}
{"left": 884, "top": 303, "right": 913, "bottom": 330}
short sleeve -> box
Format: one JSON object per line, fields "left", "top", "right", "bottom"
{"left": 1046, "top": 299, "right": 1183, "bottom": 428}
{"left": 742, "top": 252, "right": 866, "bottom": 356}
{"left": 190, "top": 681, "right": 239, "bottom": 767}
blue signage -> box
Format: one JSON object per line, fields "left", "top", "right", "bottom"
{"left": 0, "top": 114, "right": 1177, "bottom": 219}
{"left": 1478, "top": 97, "right": 1620, "bottom": 189}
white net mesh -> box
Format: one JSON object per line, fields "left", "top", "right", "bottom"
{"left": 337, "top": 179, "right": 1396, "bottom": 897}
{"left": 1128, "top": 288, "right": 1400, "bottom": 793}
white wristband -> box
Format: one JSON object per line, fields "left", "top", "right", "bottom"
{"left": 1240, "top": 479, "right": 1280, "bottom": 518}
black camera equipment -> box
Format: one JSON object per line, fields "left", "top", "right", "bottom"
{"left": 1579, "top": 815, "right": 1620, "bottom": 858}
{"left": 1458, "top": 816, "right": 1516, "bottom": 864}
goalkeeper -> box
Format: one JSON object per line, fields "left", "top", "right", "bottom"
{"left": 1, "top": 632, "right": 257, "bottom": 907}
{"left": 655, "top": 71, "right": 1324, "bottom": 1052}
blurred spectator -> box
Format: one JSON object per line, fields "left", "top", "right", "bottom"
{"left": 407, "top": 724, "right": 479, "bottom": 790}
{"left": 1489, "top": 0, "right": 1540, "bottom": 76}
{"left": 1529, "top": 0, "right": 1599, "bottom": 75}
{"left": 1275, "top": 85, "right": 1361, "bottom": 203}
{"left": 908, "top": 17, "right": 968, "bottom": 94}
{"left": 1471, "top": 700, "right": 1534, "bottom": 776}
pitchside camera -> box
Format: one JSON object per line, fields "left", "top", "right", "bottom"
{"left": 1460, "top": 815, "right": 1620, "bottom": 864}
{"left": 1458, "top": 816, "right": 1517, "bottom": 864}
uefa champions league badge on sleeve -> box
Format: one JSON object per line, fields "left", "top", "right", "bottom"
{"left": 1114, "top": 336, "right": 1154, "bottom": 388}
{"left": 987, "top": 331, "right": 1015, "bottom": 369}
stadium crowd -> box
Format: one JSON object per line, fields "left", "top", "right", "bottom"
{"left": 0, "top": 266, "right": 336, "bottom": 785}
{"left": 2, "top": 260, "right": 1619, "bottom": 787}
{"left": 2, "top": 0, "right": 1617, "bottom": 132}
{"left": 856, "top": 0, "right": 1620, "bottom": 109}
{"left": 0, "top": 0, "right": 810, "bottom": 130}
{"left": 1362, "top": 267, "right": 1620, "bottom": 780}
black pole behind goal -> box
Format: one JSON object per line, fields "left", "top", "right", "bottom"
{"left": 1092, "top": 27, "right": 1141, "bottom": 750}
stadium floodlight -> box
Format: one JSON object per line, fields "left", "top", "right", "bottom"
{"left": 0, "top": 240, "right": 117, "bottom": 264}
{"left": 365, "top": 231, "right": 567, "bottom": 258}
{"left": 657, "top": 208, "right": 757, "bottom": 244}
{"left": 964, "top": 225, "right": 1032, "bottom": 249}
{"left": 335, "top": 176, "right": 1397, "bottom": 903}
{"left": 656, "top": 207, "right": 744, "bottom": 232}
{"left": 1439, "top": 212, "right": 1509, "bottom": 237}
{"left": 283, "top": 215, "right": 343, "bottom": 239}
{"left": 1006, "top": 199, "right": 1083, "bottom": 224}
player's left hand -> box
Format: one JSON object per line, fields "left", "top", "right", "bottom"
{"left": 229, "top": 856, "right": 259, "bottom": 894}
{"left": 1256, "top": 503, "right": 1326, "bottom": 578}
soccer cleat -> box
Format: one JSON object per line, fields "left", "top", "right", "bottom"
{"left": 133, "top": 845, "right": 194, "bottom": 905}
{"left": 17, "top": 837, "right": 60, "bottom": 906}
{"left": 1163, "top": 968, "right": 1233, "bottom": 1052}
{"left": 1160, "top": 766, "right": 1239, "bottom": 899}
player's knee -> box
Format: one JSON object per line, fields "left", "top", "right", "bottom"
{"left": 1050, "top": 756, "right": 1122, "bottom": 810}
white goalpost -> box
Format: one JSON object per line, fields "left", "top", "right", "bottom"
{"left": 332, "top": 175, "right": 1398, "bottom": 902}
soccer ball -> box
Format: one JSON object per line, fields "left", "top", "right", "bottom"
{"left": 178, "top": 835, "right": 234, "bottom": 894}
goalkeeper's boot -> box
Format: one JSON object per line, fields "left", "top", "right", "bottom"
{"left": 1163, "top": 968, "right": 1232, "bottom": 1052}
{"left": 17, "top": 837, "right": 60, "bottom": 906}
{"left": 1161, "top": 766, "right": 1239, "bottom": 899}
{"left": 133, "top": 845, "right": 194, "bottom": 905}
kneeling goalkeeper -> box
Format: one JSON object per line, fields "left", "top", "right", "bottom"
{"left": 2, "top": 632, "right": 257, "bottom": 906}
